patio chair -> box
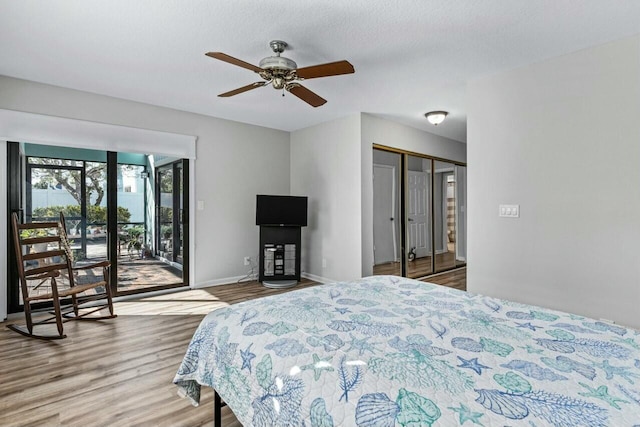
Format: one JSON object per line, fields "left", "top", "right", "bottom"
{"left": 8, "top": 212, "right": 116, "bottom": 339}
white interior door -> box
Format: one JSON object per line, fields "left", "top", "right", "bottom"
{"left": 407, "top": 171, "right": 429, "bottom": 257}
{"left": 373, "top": 165, "right": 396, "bottom": 264}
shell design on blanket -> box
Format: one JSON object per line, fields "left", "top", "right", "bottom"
{"left": 174, "top": 275, "right": 640, "bottom": 426}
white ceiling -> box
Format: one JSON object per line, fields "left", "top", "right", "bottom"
{"left": 1, "top": 1, "right": 639, "bottom": 143}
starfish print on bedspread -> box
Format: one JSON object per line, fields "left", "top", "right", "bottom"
{"left": 347, "top": 334, "right": 380, "bottom": 355}
{"left": 448, "top": 403, "right": 485, "bottom": 425}
{"left": 457, "top": 356, "right": 491, "bottom": 375}
{"left": 578, "top": 383, "right": 629, "bottom": 409}
{"left": 240, "top": 344, "right": 256, "bottom": 373}
{"left": 300, "top": 353, "right": 334, "bottom": 381}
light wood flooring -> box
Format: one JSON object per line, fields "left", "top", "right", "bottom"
{"left": 372, "top": 252, "right": 464, "bottom": 278}
{"left": 0, "top": 271, "right": 465, "bottom": 427}
{"left": 423, "top": 267, "right": 466, "bottom": 291}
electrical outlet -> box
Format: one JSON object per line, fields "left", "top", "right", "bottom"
{"left": 244, "top": 256, "right": 251, "bottom": 266}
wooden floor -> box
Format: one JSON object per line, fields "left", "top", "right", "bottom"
{"left": 372, "top": 251, "right": 464, "bottom": 278}
{"left": 0, "top": 271, "right": 465, "bottom": 427}
{"left": 423, "top": 266, "right": 466, "bottom": 291}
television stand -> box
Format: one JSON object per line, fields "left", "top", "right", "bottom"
{"left": 262, "top": 279, "right": 298, "bottom": 289}
{"left": 259, "top": 226, "right": 301, "bottom": 288}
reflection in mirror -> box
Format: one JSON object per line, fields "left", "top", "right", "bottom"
{"left": 455, "top": 165, "right": 467, "bottom": 267}
{"left": 372, "top": 149, "right": 401, "bottom": 276}
{"left": 406, "top": 156, "right": 433, "bottom": 278}
{"left": 434, "top": 160, "right": 456, "bottom": 272}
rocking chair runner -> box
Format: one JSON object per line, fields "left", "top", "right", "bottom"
{"left": 8, "top": 212, "right": 116, "bottom": 339}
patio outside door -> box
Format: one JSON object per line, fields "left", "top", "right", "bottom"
{"left": 6, "top": 144, "right": 190, "bottom": 313}
{"left": 156, "top": 161, "right": 184, "bottom": 266}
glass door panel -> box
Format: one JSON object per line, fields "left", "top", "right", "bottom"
{"left": 157, "top": 165, "right": 174, "bottom": 261}
{"left": 28, "top": 162, "right": 82, "bottom": 223}
{"left": 25, "top": 157, "right": 110, "bottom": 304}
{"left": 434, "top": 160, "right": 457, "bottom": 272}
{"left": 176, "top": 162, "right": 184, "bottom": 265}
{"left": 114, "top": 158, "right": 186, "bottom": 294}
{"left": 116, "top": 164, "right": 147, "bottom": 290}
{"left": 372, "top": 149, "right": 402, "bottom": 276}
{"left": 27, "top": 158, "right": 109, "bottom": 267}
{"left": 406, "top": 155, "right": 433, "bottom": 278}
{"left": 83, "top": 161, "right": 108, "bottom": 265}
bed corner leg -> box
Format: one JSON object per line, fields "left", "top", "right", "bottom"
{"left": 214, "top": 390, "right": 222, "bottom": 427}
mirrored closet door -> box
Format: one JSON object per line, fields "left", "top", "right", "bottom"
{"left": 372, "top": 149, "right": 402, "bottom": 276}
{"left": 406, "top": 155, "right": 433, "bottom": 278}
{"left": 372, "top": 146, "right": 466, "bottom": 280}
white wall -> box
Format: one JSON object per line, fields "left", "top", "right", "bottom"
{"left": 291, "top": 114, "right": 362, "bottom": 282}
{"left": 467, "top": 35, "right": 640, "bottom": 328}
{"left": 361, "top": 114, "right": 467, "bottom": 276}
{"left": 0, "top": 76, "right": 290, "bottom": 290}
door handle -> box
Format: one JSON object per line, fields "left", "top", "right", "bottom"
{"left": 390, "top": 217, "right": 394, "bottom": 221}
{"left": 408, "top": 218, "right": 414, "bottom": 222}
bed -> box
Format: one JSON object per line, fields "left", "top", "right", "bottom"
{"left": 174, "top": 275, "right": 640, "bottom": 426}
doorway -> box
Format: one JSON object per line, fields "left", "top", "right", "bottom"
{"left": 155, "top": 160, "right": 185, "bottom": 267}
{"left": 6, "top": 143, "right": 189, "bottom": 312}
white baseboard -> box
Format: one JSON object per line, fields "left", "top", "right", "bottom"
{"left": 301, "top": 272, "right": 334, "bottom": 284}
{"left": 193, "top": 276, "right": 248, "bottom": 289}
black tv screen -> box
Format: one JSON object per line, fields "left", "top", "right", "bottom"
{"left": 256, "top": 195, "right": 308, "bottom": 226}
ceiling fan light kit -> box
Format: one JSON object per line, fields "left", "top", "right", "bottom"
{"left": 206, "top": 40, "right": 354, "bottom": 107}
{"left": 425, "top": 110, "right": 448, "bottom": 126}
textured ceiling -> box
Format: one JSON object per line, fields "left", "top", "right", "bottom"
{"left": 1, "top": 1, "right": 639, "bottom": 143}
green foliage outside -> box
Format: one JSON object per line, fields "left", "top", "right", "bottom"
{"left": 125, "top": 225, "right": 145, "bottom": 253}
{"left": 32, "top": 205, "right": 131, "bottom": 224}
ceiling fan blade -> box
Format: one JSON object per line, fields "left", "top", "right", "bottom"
{"left": 296, "top": 60, "right": 355, "bottom": 79}
{"left": 218, "top": 81, "right": 268, "bottom": 97}
{"left": 206, "top": 52, "right": 263, "bottom": 73}
{"left": 286, "top": 84, "right": 327, "bottom": 107}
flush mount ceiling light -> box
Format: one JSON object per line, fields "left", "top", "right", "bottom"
{"left": 425, "top": 111, "right": 448, "bottom": 126}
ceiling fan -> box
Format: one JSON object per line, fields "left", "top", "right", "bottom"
{"left": 206, "top": 40, "right": 355, "bottom": 107}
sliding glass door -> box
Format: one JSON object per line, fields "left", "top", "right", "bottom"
{"left": 156, "top": 160, "right": 185, "bottom": 266}
{"left": 6, "top": 143, "right": 190, "bottom": 312}
{"left": 115, "top": 156, "right": 187, "bottom": 295}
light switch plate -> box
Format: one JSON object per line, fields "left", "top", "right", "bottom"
{"left": 499, "top": 204, "right": 519, "bottom": 218}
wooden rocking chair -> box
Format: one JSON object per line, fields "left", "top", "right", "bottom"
{"left": 8, "top": 212, "right": 116, "bottom": 339}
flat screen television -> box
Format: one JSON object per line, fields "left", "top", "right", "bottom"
{"left": 256, "top": 195, "right": 308, "bottom": 226}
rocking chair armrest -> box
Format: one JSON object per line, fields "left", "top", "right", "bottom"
{"left": 72, "top": 260, "right": 111, "bottom": 271}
